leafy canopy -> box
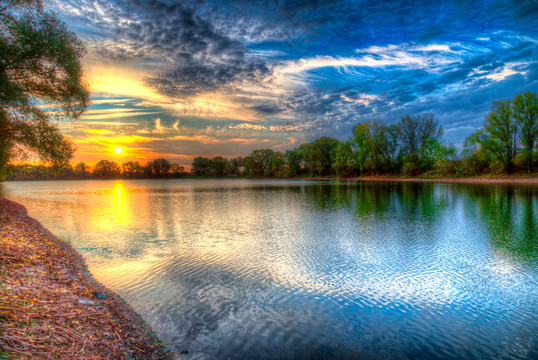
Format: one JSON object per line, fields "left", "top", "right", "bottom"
{"left": 0, "top": 0, "right": 89, "bottom": 176}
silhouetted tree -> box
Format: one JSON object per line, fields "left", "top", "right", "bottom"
{"left": 74, "top": 162, "right": 89, "bottom": 177}
{"left": 210, "top": 156, "right": 228, "bottom": 177}
{"left": 149, "top": 158, "right": 171, "bottom": 176}
{"left": 93, "top": 160, "right": 120, "bottom": 177}
{"left": 0, "top": 0, "right": 89, "bottom": 178}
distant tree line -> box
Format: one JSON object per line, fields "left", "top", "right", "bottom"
{"left": 6, "top": 92, "right": 537, "bottom": 180}
{"left": 190, "top": 92, "right": 537, "bottom": 178}
{"left": 191, "top": 113, "right": 450, "bottom": 178}
{"left": 5, "top": 158, "right": 187, "bottom": 180}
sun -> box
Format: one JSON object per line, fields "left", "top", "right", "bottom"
{"left": 114, "top": 147, "right": 122, "bottom": 154}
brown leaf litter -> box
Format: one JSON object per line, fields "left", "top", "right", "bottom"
{"left": 0, "top": 198, "right": 174, "bottom": 359}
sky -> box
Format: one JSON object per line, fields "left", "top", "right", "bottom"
{"left": 49, "top": 0, "right": 538, "bottom": 166}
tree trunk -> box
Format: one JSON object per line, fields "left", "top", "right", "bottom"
{"left": 528, "top": 141, "right": 534, "bottom": 174}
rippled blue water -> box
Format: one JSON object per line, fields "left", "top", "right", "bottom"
{"left": 2, "top": 179, "right": 537, "bottom": 359}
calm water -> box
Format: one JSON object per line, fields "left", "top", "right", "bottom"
{"left": 2, "top": 179, "right": 537, "bottom": 359}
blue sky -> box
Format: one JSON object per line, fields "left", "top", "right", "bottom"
{"left": 49, "top": 0, "right": 538, "bottom": 165}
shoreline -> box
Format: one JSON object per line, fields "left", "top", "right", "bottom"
{"left": 4, "top": 175, "right": 538, "bottom": 184}
{"left": 0, "top": 198, "right": 174, "bottom": 359}
{"left": 299, "top": 175, "right": 538, "bottom": 184}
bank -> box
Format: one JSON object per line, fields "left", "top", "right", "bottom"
{"left": 0, "top": 198, "right": 174, "bottom": 359}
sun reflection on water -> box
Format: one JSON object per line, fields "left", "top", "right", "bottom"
{"left": 114, "top": 180, "right": 125, "bottom": 219}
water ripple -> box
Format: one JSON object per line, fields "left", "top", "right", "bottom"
{"left": 3, "top": 180, "right": 538, "bottom": 359}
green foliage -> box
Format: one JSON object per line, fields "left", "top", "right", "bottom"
{"left": 210, "top": 156, "right": 228, "bottom": 177}
{"left": 398, "top": 113, "right": 443, "bottom": 171}
{"left": 484, "top": 100, "right": 518, "bottom": 173}
{"left": 0, "top": 0, "right": 89, "bottom": 176}
{"left": 298, "top": 137, "right": 341, "bottom": 176}
{"left": 352, "top": 122, "right": 371, "bottom": 174}
{"left": 512, "top": 91, "right": 538, "bottom": 173}
{"left": 191, "top": 156, "right": 212, "bottom": 176}
{"left": 270, "top": 152, "right": 285, "bottom": 176}
{"left": 460, "top": 92, "right": 538, "bottom": 175}
{"left": 284, "top": 149, "right": 301, "bottom": 177}
{"left": 228, "top": 157, "right": 243, "bottom": 176}
{"left": 244, "top": 149, "right": 275, "bottom": 176}
{"left": 332, "top": 141, "right": 355, "bottom": 177}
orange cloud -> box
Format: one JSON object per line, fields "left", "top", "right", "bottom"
{"left": 84, "top": 129, "right": 116, "bottom": 135}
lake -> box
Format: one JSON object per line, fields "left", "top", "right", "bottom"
{"left": 1, "top": 179, "right": 537, "bottom": 359}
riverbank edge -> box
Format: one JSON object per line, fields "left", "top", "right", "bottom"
{"left": 294, "top": 175, "right": 538, "bottom": 184}
{"left": 0, "top": 197, "right": 175, "bottom": 359}
{"left": 5, "top": 174, "right": 538, "bottom": 184}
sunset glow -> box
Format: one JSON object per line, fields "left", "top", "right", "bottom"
{"left": 48, "top": 0, "right": 537, "bottom": 167}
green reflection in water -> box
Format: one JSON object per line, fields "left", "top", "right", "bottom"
{"left": 462, "top": 184, "right": 538, "bottom": 262}
{"left": 300, "top": 181, "right": 537, "bottom": 262}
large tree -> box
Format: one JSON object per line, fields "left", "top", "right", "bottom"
{"left": 398, "top": 113, "right": 443, "bottom": 171}
{"left": 0, "top": 0, "right": 89, "bottom": 177}
{"left": 512, "top": 91, "right": 538, "bottom": 173}
{"left": 485, "top": 100, "right": 518, "bottom": 173}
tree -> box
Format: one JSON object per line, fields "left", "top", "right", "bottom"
{"left": 368, "top": 120, "right": 389, "bottom": 174}
{"left": 122, "top": 161, "right": 143, "bottom": 177}
{"left": 191, "top": 156, "right": 212, "bottom": 176}
{"left": 149, "top": 158, "right": 171, "bottom": 176}
{"left": 398, "top": 113, "right": 443, "bottom": 172}
{"left": 298, "top": 142, "right": 316, "bottom": 174}
{"left": 210, "top": 156, "right": 228, "bottom": 177}
{"left": 170, "top": 163, "right": 186, "bottom": 177}
{"left": 93, "top": 160, "right": 120, "bottom": 177}
{"left": 398, "top": 115, "right": 419, "bottom": 161}
{"left": 386, "top": 124, "right": 401, "bottom": 172}
{"left": 73, "top": 161, "right": 89, "bottom": 177}
{"left": 245, "top": 149, "right": 274, "bottom": 176}
{"left": 228, "top": 157, "right": 243, "bottom": 176}
{"left": 0, "top": 0, "right": 89, "bottom": 178}
{"left": 485, "top": 100, "right": 518, "bottom": 173}
{"left": 333, "top": 141, "right": 356, "bottom": 177}
{"left": 312, "top": 137, "right": 341, "bottom": 176}
{"left": 270, "top": 151, "right": 285, "bottom": 176}
{"left": 352, "top": 122, "right": 371, "bottom": 174}
{"left": 284, "top": 149, "right": 301, "bottom": 177}
{"left": 512, "top": 91, "right": 538, "bottom": 173}
{"left": 462, "top": 130, "right": 496, "bottom": 175}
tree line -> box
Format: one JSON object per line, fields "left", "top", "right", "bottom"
{"left": 189, "top": 91, "right": 537, "bottom": 178}
{"left": 5, "top": 159, "right": 187, "bottom": 180}
{"left": 5, "top": 91, "right": 538, "bottom": 180}
{"left": 1, "top": 3, "right": 537, "bottom": 182}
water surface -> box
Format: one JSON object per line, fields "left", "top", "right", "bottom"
{"left": 2, "top": 179, "right": 537, "bottom": 359}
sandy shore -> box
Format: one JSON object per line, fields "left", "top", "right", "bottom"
{"left": 0, "top": 198, "right": 174, "bottom": 359}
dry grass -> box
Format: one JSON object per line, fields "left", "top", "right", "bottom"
{"left": 0, "top": 198, "right": 174, "bottom": 359}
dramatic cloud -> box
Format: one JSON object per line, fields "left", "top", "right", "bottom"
{"left": 50, "top": 0, "right": 538, "bottom": 163}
